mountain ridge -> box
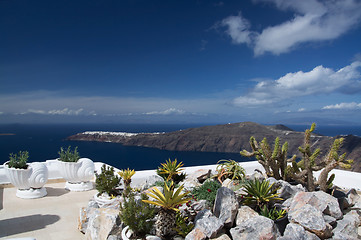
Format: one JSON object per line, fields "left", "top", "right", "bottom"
{"left": 67, "top": 122, "right": 361, "bottom": 172}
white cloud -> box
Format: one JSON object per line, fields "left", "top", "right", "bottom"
{"left": 218, "top": 14, "right": 252, "bottom": 45}
{"left": 233, "top": 61, "right": 361, "bottom": 106}
{"left": 298, "top": 108, "right": 306, "bottom": 112}
{"left": 217, "top": 0, "right": 361, "bottom": 55}
{"left": 21, "top": 108, "right": 85, "bottom": 115}
{"left": 0, "top": 91, "right": 232, "bottom": 117}
{"left": 322, "top": 102, "right": 361, "bottom": 110}
{"left": 145, "top": 108, "right": 186, "bottom": 115}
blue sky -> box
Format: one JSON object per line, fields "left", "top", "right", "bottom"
{"left": 1, "top": 0, "right": 361, "bottom": 125}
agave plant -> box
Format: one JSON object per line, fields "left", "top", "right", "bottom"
{"left": 216, "top": 159, "right": 246, "bottom": 183}
{"left": 157, "top": 158, "right": 185, "bottom": 182}
{"left": 242, "top": 179, "right": 282, "bottom": 210}
{"left": 118, "top": 168, "right": 135, "bottom": 188}
{"left": 143, "top": 181, "right": 191, "bottom": 238}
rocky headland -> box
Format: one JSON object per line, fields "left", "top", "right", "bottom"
{"left": 67, "top": 122, "right": 361, "bottom": 172}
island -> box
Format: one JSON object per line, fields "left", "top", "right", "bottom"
{"left": 67, "top": 122, "right": 361, "bottom": 172}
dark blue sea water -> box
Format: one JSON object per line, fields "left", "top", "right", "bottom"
{"left": 1, "top": 123, "right": 361, "bottom": 170}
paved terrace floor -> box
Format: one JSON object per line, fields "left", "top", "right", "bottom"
{"left": 1, "top": 161, "right": 361, "bottom": 240}
{"left": 0, "top": 180, "right": 96, "bottom": 240}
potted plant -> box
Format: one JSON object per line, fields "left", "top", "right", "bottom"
{"left": 119, "top": 189, "right": 156, "bottom": 239}
{"left": 143, "top": 181, "right": 192, "bottom": 239}
{"left": 57, "top": 146, "right": 95, "bottom": 191}
{"left": 94, "top": 164, "right": 121, "bottom": 207}
{"left": 4, "top": 151, "right": 48, "bottom": 198}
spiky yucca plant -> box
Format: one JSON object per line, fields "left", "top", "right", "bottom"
{"left": 157, "top": 158, "right": 185, "bottom": 182}
{"left": 118, "top": 168, "right": 135, "bottom": 188}
{"left": 143, "top": 181, "right": 191, "bottom": 238}
{"left": 242, "top": 179, "right": 282, "bottom": 211}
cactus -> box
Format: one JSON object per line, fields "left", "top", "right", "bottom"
{"left": 317, "top": 138, "right": 353, "bottom": 192}
{"left": 288, "top": 123, "right": 352, "bottom": 192}
{"left": 241, "top": 136, "right": 296, "bottom": 180}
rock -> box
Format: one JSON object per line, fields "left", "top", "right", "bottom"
{"left": 235, "top": 205, "right": 259, "bottom": 225}
{"left": 276, "top": 180, "right": 305, "bottom": 200}
{"left": 290, "top": 191, "right": 343, "bottom": 220}
{"left": 230, "top": 215, "right": 279, "bottom": 240}
{"left": 213, "top": 187, "right": 239, "bottom": 228}
{"left": 180, "top": 178, "right": 201, "bottom": 191}
{"left": 281, "top": 223, "right": 320, "bottom": 240}
{"left": 323, "top": 215, "right": 337, "bottom": 227}
{"left": 79, "top": 207, "right": 94, "bottom": 233}
{"left": 346, "top": 188, "right": 360, "bottom": 207}
{"left": 210, "top": 233, "right": 231, "bottom": 240}
{"left": 191, "top": 209, "right": 224, "bottom": 239}
{"left": 288, "top": 204, "right": 332, "bottom": 239}
{"left": 192, "top": 200, "right": 207, "bottom": 212}
{"left": 188, "top": 169, "right": 212, "bottom": 183}
{"left": 185, "top": 227, "right": 207, "bottom": 240}
{"left": 134, "top": 174, "right": 164, "bottom": 190}
{"left": 84, "top": 208, "right": 121, "bottom": 240}
{"left": 248, "top": 171, "right": 266, "bottom": 181}
{"left": 332, "top": 210, "right": 360, "bottom": 240}
{"left": 282, "top": 197, "right": 293, "bottom": 209}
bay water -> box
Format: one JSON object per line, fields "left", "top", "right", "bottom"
{"left": 1, "top": 123, "right": 360, "bottom": 171}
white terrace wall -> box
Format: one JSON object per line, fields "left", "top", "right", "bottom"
{"left": 1, "top": 160, "right": 361, "bottom": 190}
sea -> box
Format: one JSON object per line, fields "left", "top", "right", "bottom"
{"left": 1, "top": 123, "right": 361, "bottom": 171}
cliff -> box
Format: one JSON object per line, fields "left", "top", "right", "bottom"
{"left": 67, "top": 122, "right": 361, "bottom": 172}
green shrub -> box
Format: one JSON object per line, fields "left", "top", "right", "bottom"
{"left": 191, "top": 179, "right": 221, "bottom": 206}
{"left": 8, "top": 151, "right": 29, "bottom": 169}
{"left": 119, "top": 190, "right": 156, "bottom": 238}
{"left": 95, "top": 164, "right": 121, "bottom": 196}
{"left": 58, "top": 146, "right": 80, "bottom": 162}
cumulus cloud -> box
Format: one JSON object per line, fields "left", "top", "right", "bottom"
{"left": 322, "top": 102, "right": 361, "bottom": 110}
{"left": 217, "top": 0, "right": 361, "bottom": 55}
{"left": 233, "top": 61, "right": 361, "bottom": 106}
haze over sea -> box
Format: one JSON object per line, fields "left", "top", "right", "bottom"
{"left": 1, "top": 123, "right": 361, "bottom": 171}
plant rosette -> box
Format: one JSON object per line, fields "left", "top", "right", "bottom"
{"left": 4, "top": 161, "right": 48, "bottom": 199}
{"left": 57, "top": 158, "right": 95, "bottom": 191}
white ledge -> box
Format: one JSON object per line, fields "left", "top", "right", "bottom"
{"left": 1, "top": 160, "right": 360, "bottom": 191}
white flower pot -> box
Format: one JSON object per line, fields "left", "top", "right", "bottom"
{"left": 4, "top": 161, "right": 48, "bottom": 199}
{"left": 57, "top": 158, "right": 95, "bottom": 191}
{"left": 93, "top": 193, "right": 118, "bottom": 208}
{"left": 121, "top": 226, "right": 133, "bottom": 240}
{"left": 4, "top": 161, "right": 32, "bottom": 190}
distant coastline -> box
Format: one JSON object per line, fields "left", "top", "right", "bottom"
{"left": 0, "top": 133, "right": 15, "bottom": 136}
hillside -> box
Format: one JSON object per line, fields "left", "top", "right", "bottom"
{"left": 67, "top": 122, "right": 361, "bottom": 172}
